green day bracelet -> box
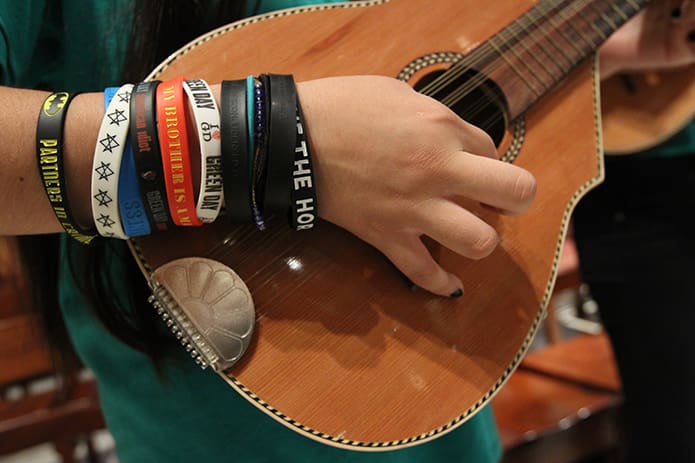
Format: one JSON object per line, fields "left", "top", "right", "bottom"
{"left": 36, "top": 91, "right": 97, "bottom": 244}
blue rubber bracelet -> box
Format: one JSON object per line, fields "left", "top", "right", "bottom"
{"left": 103, "top": 87, "right": 119, "bottom": 106}
{"left": 118, "top": 140, "right": 152, "bottom": 237}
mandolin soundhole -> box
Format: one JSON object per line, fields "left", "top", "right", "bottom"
{"left": 413, "top": 68, "right": 508, "bottom": 147}
{"left": 399, "top": 52, "right": 510, "bottom": 148}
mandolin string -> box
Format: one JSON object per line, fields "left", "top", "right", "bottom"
{"left": 422, "top": 0, "right": 644, "bottom": 103}
{"left": 197, "top": 4, "right": 569, "bottom": 258}
{"left": 417, "top": 0, "right": 565, "bottom": 97}
{"left": 422, "top": 0, "right": 606, "bottom": 100}
{"left": 428, "top": 0, "right": 575, "bottom": 131}
{"left": 474, "top": 0, "right": 639, "bottom": 133}
{"left": 208, "top": 1, "right": 638, "bottom": 257}
{"left": 542, "top": 3, "right": 590, "bottom": 56}
{"left": 470, "top": 0, "right": 647, "bottom": 146}
{"left": 527, "top": 3, "right": 577, "bottom": 72}
{"left": 459, "top": 0, "right": 643, "bottom": 136}
{"left": 418, "top": 0, "right": 640, "bottom": 135}
{"left": 204, "top": 1, "right": 642, "bottom": 263}
{"left": 420, "top": 0, "right": 579, "bottom": 130}
{"left": 442, "top": 0, "right": 568, "bottom": 105}
{"left": 202, "top": 2, "right": 640, "bottom": 262}
{"left": 444, "top": 0, "right": 589, "bottom": 131}
{"left": 437, "top": 0, "right": 601, "bottom": 128}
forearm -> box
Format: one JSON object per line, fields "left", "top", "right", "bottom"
{"left": 0, "top": 76, "right": 537, "bottom": 298}
{"left": 0, "top": 87, "right": 102, "bottom": 235}
{"left": 0, "top": 85, "right": 223, "bottom": 236}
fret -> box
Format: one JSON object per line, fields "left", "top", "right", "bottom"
{"left": 602, "top": 4, "right": 626, "bottom": 30}
{"left": 594, "top": 15, "right": 616, "bottom": 41}
{"left": 535, "top": 36, "right": 571, "bottom": 74}
{"left": 525, "top": 4, "right": 573, "bottom": 73}
{"left": 548, "top": 9, "right": 584, "bottom": 56}
{"left": 574, "top": 9, "right": 607, "bottom": 42}
{"left": 609, "top": 3, "right": 629, "bottom": 20}
{"left": 467, "top": 0, "right": 651, "bottom": 119}
{"left": 624, "top": 0, "right": 642, "bottom": 11}
{"left": 495, "top": 28, "right": 546, "bottom": 84}
{"left": 599, "top": 0, "right": 636, "bottom": 29}
{"left": 488, "top": 37, "right": 543, "bottom": 97}
{"left": 555, "top": 5, "right": 597, "bottom": 50}
{"left": 569, "top": 0, "right": 652, "bottom": 47}
{"left": 592, "top": 4, "right": 617, "bottom": 30}
{"left": 546, "top": 12, "right": 586, "bottom": 56}
{"left": 514, "top": 35, "right": 561, "bottom": 82}
{"left": 540, "top": 34, "right": 574, "bottom": 72}
{"left": 565, "top": 2, "right": 605, "bottom": 47}
{"left": 505, "top": 14, "right": 565, "bottom": 81}
{"left": 590, "top": 22, "right": 607, "bottom": 40}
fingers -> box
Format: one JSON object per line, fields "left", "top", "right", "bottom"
{"left": 458, "top": 121, "right": 499, "bottom": 160}
{"left": 380, "top": 235, "right": 464, "bottom": 298}
{"left": 378, "top": 198, "right": 507, "bottom": 297}
{"left": 438, "top": 152, "right": 537, "bottom": 215}
{"left": 415, "top": 199, "right": 500, "bottom": 260}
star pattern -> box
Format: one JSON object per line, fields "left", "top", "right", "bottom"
{"left": 99, "top": 133, "right": 120, "bottom": 153}
{"left": 96, "top": 214, "right": 115, "bottom": 228}
{"left": 94, "top": 189, "right": 112, "bottom": 207}
{"left": 117, "top": 92, "right": 131, "bottom": 104}
{"left": 95, "top": 161, "right": 114, "bottom": 181}
{"left": 107, "top": 108, "right": 127, "bottom": 126}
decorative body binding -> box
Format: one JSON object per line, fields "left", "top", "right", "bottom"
{"left": 127, "top": 0, "right": 650, "bottom": 450}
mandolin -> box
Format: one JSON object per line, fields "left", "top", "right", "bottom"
{"left": 129, "top": 0, "right": 647, "bottom": 451}
{"left": 602, "top": 64, "right": 695, "bottom": 154}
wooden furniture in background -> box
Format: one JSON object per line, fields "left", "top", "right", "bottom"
{"left": 493, "top": 239, "right": 625, "bottom": 463}
{"left": 495, "top": 368, "right": 623, "bottom": 463}
{"left": 0, "top": 238, "right": 106, "bottom": 463}
{"left": 602, "top": 64, "right": 695, "bottom": 155}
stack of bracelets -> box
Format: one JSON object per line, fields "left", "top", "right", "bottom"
{"left": 34, "top": 74, "right": 318, "bottom": 244}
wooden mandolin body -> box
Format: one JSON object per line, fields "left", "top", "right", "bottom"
{"left": 130, "top": 0, "right": 603, "bottom": 450}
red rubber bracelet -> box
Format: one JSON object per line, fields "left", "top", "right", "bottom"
{"left": 156, "top": 76, "right": 202, "bottom": 226}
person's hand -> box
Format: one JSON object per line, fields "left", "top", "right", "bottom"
{"left": 599, "top": 0, "right": 695, "bottom": 78}
{"left": 297, "top": 76, "right": 536, "bottom": 297}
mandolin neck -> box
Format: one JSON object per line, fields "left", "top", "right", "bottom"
{"left": 461, "top": 0, "right": 650, "bottom": 119}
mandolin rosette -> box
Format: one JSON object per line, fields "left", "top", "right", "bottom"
{"left": 147, "top": 257, "right": 255, "bottom": 371}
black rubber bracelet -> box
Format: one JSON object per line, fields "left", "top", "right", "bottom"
{"left": 290, "top": 103, "right": 318, "bottom": 230}
{"left": 220, "top": 80, "right": 252, "bottom": 222}
{"left": 263, "top": 74, "right": 297, "bottom": 215}
{"left": 36, "top": 92, "right": 97, "bottom": 244}
{"left": 130, "top": 81, "right": 173, "bottom": 232}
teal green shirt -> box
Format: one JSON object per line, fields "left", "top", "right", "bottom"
{"left": 636, "top": 122, "right": 695, "bottom": 158}
{"left": 0, "top": 1, "right": 501, "bottom": 461}
{"left": 58, "top": 241, "right": 500, "bottom": 462}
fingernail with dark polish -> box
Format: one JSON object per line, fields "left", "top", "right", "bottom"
{"left": 449, "top": 288, "right": 464, "bottom": 298}
{"left": 672, "top": 7, "right": 682, "bottom": 19}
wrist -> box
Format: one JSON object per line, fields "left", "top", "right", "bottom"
{"left": 62, "top": 92, "right": 104, "bottom": 232}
